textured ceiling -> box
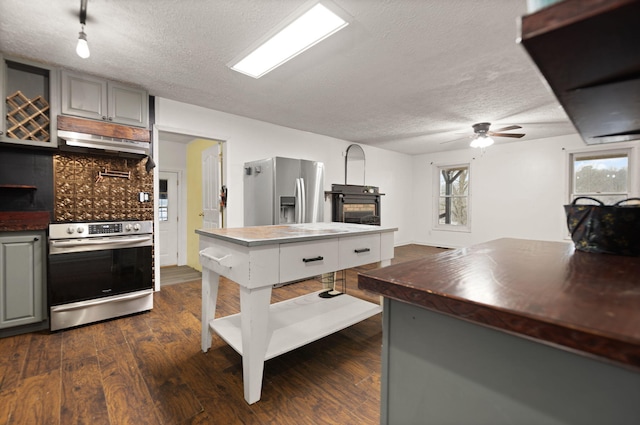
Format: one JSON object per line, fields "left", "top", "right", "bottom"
{"left": 0, "top": 0, "right": 576, "bottom": 155}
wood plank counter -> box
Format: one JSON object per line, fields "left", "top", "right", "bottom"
{"left": 359, "top": 238, "right": 640, "bottom": 425}
{"left": 0, "top": 211, "right": 50, "bottom": 231}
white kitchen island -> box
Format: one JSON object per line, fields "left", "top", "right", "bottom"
{"left": 197, "top": 222, "right": 397, "bottom": 404}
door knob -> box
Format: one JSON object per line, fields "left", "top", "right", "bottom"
{"left": 199, "top": 212, "right": 204, "bottom": 217}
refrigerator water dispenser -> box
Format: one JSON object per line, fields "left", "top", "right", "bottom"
{"left": 279, "top": 196, "right": 296, "bottom": 223}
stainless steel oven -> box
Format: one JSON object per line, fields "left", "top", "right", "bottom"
{"left": 48, "top": 220, "right": 153, "bottom": 331}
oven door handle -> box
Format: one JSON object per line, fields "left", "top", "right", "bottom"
{"left": 50, "top": 290, "right": 153, "bottom": 312}
{"left": 50, "top": 235, "right": 152, "bottom": 248}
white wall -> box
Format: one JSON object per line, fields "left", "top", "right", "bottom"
{"left": 154, "top": 97, "right": 415, "bottom": 246}
{"left": 155, "top": 97, "right": 639, "bottom": 251}
{"left": 158, "top": 139, "right": 187, "bottom": 171}
{"left": 411, "top": 134, "right": 640, "bottom": 248}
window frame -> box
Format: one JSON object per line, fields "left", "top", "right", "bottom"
{"left": 432, "top": 162, "right": 471, "bottom": 232}
{"left": 568, "top": 147, "right": 632, "bottom": 204}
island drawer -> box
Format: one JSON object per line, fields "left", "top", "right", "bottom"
{"left": 339, "top": 234, "right": 381, "bottom": 269}
{"left": 279, "top": 239, "right": 339, "bottom": 283}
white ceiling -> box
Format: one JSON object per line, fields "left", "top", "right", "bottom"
{"left": 0, "top": 0, "right": 577, "bottom": 155}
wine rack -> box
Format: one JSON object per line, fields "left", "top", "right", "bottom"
{"left": 5, "top": 90, "right": 50, "bottom": 142}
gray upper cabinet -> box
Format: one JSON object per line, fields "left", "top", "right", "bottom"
{"left": 0, "top": 231, "right": 45, "bottom": 329}
{"left": 61, "top": 70, "right": 149, "bottom": 128}
{"left": 1, "top": 54, "right": 59, "bottom": 148}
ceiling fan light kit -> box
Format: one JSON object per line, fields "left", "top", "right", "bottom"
{"left": 470, "top": 135, "right": 494, "bottom": 148}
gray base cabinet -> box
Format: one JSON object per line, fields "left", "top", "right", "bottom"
{"left": 61, "top": 70, "right": 149, "bottom": 128}
{"left": 381, "top": 298, "right": 640, "bottom": 425}
{"left": 0, "top": 231, "right": 45, "bottom": 329}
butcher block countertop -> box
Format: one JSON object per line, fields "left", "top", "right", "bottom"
{"left": 196, "top": 222, "right": 397, "bottom": 246}
{"left": 0, "top": 211, "right": 50, "bottom": 232}
{"left": 358, "top": 238, "right": 640, "bottom": 371}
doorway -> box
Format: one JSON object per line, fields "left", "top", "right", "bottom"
{"left": 154, "top": 125, "right": 225, "bottom": 286}
{"left": 158, "top": 171, "right": 179, "bottom": 267}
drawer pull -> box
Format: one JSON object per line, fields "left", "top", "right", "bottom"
{"left": 302, "top": 256, "right": 324, "bottom": 263}
{"left": 354, "top": 248, "right": 370, "bottom": 253}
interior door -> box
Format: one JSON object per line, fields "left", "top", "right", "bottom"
{"left": 202, "top": 145, "right": 220, "bottom": 229}
{"left": 159, "top": 171, "right": 179, "bottom": 267}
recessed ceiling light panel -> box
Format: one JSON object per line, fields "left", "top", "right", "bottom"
{"left": 230, "top": 2, "right": 350, "bottom": 78}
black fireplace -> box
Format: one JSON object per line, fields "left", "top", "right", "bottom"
{"left": 330, "top": 184, "right": 382, "bottom": 226}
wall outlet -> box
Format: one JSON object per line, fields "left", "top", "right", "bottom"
{"left": 139, "top": 192, "right": 150, "bottom": 202}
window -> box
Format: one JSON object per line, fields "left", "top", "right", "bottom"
{"left": 159, "top": 179, "right": 169, "bottom": 221}
{"left": 435, "top": 164, "right": 470, "bottom": 229}
{"left": 570, "top": 150, "right": 630, "bottom": 204}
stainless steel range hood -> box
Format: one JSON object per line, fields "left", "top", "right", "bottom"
{"left": 58, "top": 130, "right": 150, "bottom": 156}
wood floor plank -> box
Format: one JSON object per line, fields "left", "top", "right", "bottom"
{"left": 0, "top": 333, "right": 30, "bottom": 392}
{"left": 91, "top": 319, "right": 127, "bottom": 351}
{"left": 163, "top": 340, "right": 260, "bottom": 425}
{"left": 0, "top": 389, "right": 17, "bottom": 425}
{"left": 61, "top": 356, "right": 110, "bottom": 425}
{"left": 61, "top": 325, "right": 97, "bottom": 362}
{"left": 160, "top": 265, "right": 202, "bottom": 286}
{"left": 22, "top": 331, "right": 62, "bottom": 379}
{"left": 262, "top": 363, "right": 365, "bottom": 425}
{"left": 128, "top": 334, "right": 203, "bottom": 424}
{"left": 9, "top": 369, "right": 60, "bottom": 425}
{"left": 118, "top": 311, "right": 154, "bottom": 345}
{"left": 98, "top": 343, "right": 162, "bottom": 425}
{"left": 144, "top": 307, "right": 192, "bottom": 346}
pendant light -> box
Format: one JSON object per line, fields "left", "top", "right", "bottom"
{"left": 76, "top": 0, "right": 90, "bottom": 58}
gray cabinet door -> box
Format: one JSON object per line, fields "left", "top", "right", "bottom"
{"left": 61, "top": 70, "right": 108, "bottom": 121}
{"left": 0, "top": 232, "right": 44, "bottom": 329}
{"left": 61, "top": 70, "right": 148, "bottom": 128}
{"left": 109, "top": 82, "right": 149, "bottom": 128}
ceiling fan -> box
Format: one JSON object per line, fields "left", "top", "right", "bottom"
{"left": 443, "top": 122, "right": 526, "bottom": 148}
{"left": 469, "top": 122, "right": 525, "bottom": 148}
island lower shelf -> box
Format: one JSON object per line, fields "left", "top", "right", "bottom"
{"left": 209, "top": 290, "right": 382, "bottom": 360}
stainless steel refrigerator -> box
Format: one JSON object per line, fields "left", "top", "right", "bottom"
{"left": 244, "top": 157, "right": 325, "bottom": 226}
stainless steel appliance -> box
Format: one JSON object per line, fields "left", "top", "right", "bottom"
{"left": 244, "top": 157, "right": 325, "bottom": 226}
{"left": 330, "top": 184, "right": 381, "bottom": 225}
{"left": 57, "top": 130, "right": 151, "bottom": 157}
{"left": 48, "top": 220, "right": 153, "bottom": 331}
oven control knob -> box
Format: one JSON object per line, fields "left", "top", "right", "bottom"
{"left": 125, "top": 224, "right": 132, "bottom": 231}
{"left": 66, "top": 226, "right": 75, "bottom": 234}
{"left": 77, "top": 227, "right": 85, "bottom": 234}
{"left": 133, "top": 223, "right": 141, "bottom": 231}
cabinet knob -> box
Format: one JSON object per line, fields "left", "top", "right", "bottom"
{"left": 102, "top": 116, "right": 107, "bottom": 120}
{"left": 0, "top": 130, "right": 3, "bottom": 135}
{"left": 108, "top": 117, "right": 113, "bottom": 121}
{"left": 34, "top": 237, "right": 39, "bottom": 241}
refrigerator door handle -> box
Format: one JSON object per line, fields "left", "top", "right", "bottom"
{"left": 295, "top": 178, "right": 303, "bottom": 223}
{"left": 299, "top": 178, "right": 306, "bottom": 223}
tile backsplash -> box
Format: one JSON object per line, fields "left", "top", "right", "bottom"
{"left": 53, "top": 152, "right": 153, "bottom": 222}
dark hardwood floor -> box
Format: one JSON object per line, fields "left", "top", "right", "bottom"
{"left": 0, "top": 244, "right": 445, "bottom": 425}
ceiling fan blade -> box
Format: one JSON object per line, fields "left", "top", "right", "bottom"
{"left": 491, "top": 125, "right": 522, "bottom": 133}
{"left": 489, "top": 132, "right": 525, "bottom": 138}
